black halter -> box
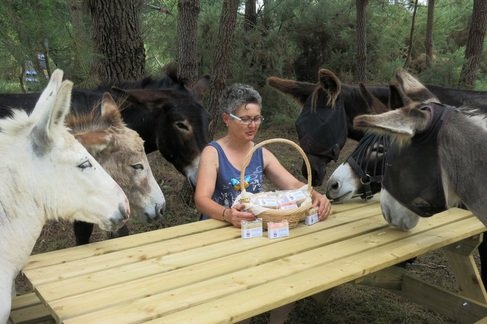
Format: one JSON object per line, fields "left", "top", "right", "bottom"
{"left": 346, "top": 133, "right": 390, "bottom": 200}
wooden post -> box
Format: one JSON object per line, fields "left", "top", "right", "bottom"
{"left": 443, "top": 234, "right": 487, "bottom": 303}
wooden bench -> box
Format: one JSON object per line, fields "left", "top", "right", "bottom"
{"left": 9, "top": 292, "right": 53, "bottom": 324}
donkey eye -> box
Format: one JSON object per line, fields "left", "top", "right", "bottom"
{"left": 131, "top": 163, "right": 144, "bottom": 170}
{"left": 78, "top": 160, "right": 92, "bottom": 170}
{"left": 175, "top": 121, "right": 189, "bottom": 131}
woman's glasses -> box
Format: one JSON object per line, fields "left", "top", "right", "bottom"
{"left": 229, "top": 113, "right": 264, "bottom": 125}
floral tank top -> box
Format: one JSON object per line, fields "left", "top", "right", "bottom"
{"left": 200, "top": 141, "right": 264, "bottom": 220}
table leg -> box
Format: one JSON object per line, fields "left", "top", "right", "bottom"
{"left": 443, "top": 234, "right": 487, "bottom": 303}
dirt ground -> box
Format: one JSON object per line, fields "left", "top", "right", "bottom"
{"left": 16, "top": 123, "right": 468, "bottom": 323}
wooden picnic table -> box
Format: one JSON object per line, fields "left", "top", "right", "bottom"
{"left": 20, "top": 197, "right": 487, "bottom": 323}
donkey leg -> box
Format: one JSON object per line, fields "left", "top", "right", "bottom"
{"left": 73, "top": 221, "right": 94, "bottom": 245}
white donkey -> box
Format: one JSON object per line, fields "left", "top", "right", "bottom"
{"left": 0, "top": 70, "right": 130, "bottom": 322}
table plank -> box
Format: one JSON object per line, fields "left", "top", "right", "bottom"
{"left": 24, "top": 219, "right": 228, "bottom": 270}
{"left": 24, "top": 226, "right": 241, "bottom": 285}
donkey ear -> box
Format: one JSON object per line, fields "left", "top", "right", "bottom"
{"left": 50, "top": 80, "right": 73, "bottom": 127}
{"left": 111, "top": 86, "right": 126, "bottom": 97}
{"left": 112, "top": 87, "right": 171, "bottom": 107}
{"left": 31, "top": 74, "right": 73, "bottom": 155}
{"left": 100, "top": 92, "right": 123, "bottom": 126}
{"left": 110, "top": 87, "right": 144, "bottom": 106}
{"left": 163, "top": 62, "right": 179, "bottom": 82}
{"left": 388, "top": 84, "right": 409, "bottom": 109}
{"left": 395, "top": 68, "right": 440, "bottom": 103}
{"left": 353, "top": 107, "right": 425, "bottom": 142}
{"left": 266, "top": 76, "right": 316, "bottom": 105}
{"left": 190, "top": 75, "right": 210, "bottom": 102}
{"left": 111, "top": 87, "right": 143, "bottom": 104}
{"left": 29, "top": 69, "right": 64, "bottom": 122}
{"left": 318, "top": 68, "right": 341, "bottom": 107}
{"left": 358, "top": 83, "right": 389, "bottom": 114}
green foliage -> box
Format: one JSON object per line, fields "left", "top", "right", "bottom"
{"left": 0, "top": 0, "right": 95, "bottom": 91}
{"left": 259, "top": 84, "right": 301, "bottom": 123}
{"left": 266, "top": 0, "right": 358, "bottom": 82}
{"left": 196, "top": 1, "right": 223, "bottom": 76}
{"left": 419, "top": 48, "right": 466, "bottom": 86}
{"left": 0, "top": 0, "right": 485, "bottom": 97}
{"left": 142, "top": 0, "right": 179, "bottom": 74}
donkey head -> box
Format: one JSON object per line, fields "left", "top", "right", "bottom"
{"left": 26, "top": 70, "right": 130, "bottom": 230}
{"left": 68, "top": 92, "right": 165, "bottom": 222}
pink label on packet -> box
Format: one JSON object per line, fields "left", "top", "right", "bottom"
{"left": 267, "top": 220, "right": 289, "bottom": 239}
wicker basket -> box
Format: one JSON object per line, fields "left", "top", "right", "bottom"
{"left": 238, "top": 138, "right": 313, "bottom": 229}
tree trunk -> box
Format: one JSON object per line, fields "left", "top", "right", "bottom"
{"left": 176, "top": 0, "right": 201, "bottom": 207}
{"left": 86, "top": 0, "right": 145, "bottom": 83}
{"left": 355, "top": 0, "right": 368, "bottom": 82}
{"left": 459, "top": 0, "right": 487, "bottom": 89}
{"left": 68, "top": 0, "right": 93, "bottom": 84}
{"left": 244, "top": 0, "right": 257, "bottom": 31}
{"left": 207, "top": 0, "right": 240, "bottom": 139}
{"left": 404, "top": 0, "right": 419, "bottom": 68}
{"left": 425, "top": 0, "right": 435, "bottom": 67}
{"left": 177, "top": 0, "right": 200, "bottom": 84}
{"left": 242, "top": 0, "right": 257, "bottom": 75}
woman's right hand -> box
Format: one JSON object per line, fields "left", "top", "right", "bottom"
{"left": 225, "top": 203, "right": 256, "bottom": 227}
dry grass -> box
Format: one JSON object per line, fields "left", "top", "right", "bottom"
{"left": 15, "top": 123, "right": 468, "bottom": 323}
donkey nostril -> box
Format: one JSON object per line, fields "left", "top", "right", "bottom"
{"left": 119, "top": 204, "right": 129, "bottom": 221}
{"left": 158, "top": 206, "right": 164, "bottom": 216}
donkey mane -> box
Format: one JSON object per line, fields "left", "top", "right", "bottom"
{"left": 66, "top": 107, "right": 144, "bottom": 157}
{"left": 66, "top": 105, "right": 124, "bottom": 133}
{"left": 0, "top": 109, "right": 30, "bottom": 131}
{"left": 456, "top": 105, "right": 487, "bottom": 126}
{"left": 0, "top": 109, "right": 71, "bottom": 156}
{"left": 96, "top": 75, "right": 182, "bottom": 92}
{"left": 67, "top": 109, "right": 109, "bottom": 132}
{"left": 0, "top": 110, "right": 34, "bottom": 156}
{"left": 95, "top": 62, "right": 184, "bottom": 92}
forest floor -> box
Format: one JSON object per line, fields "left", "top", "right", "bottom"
{"left": 16, "top": 122, "right": 467, "bottom": 323}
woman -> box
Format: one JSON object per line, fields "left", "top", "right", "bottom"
{"left": 194, "top": 83, "right": 332, "bottom": 324}
{"left": 195, "top": 83, "right": 331, "bottom": 226}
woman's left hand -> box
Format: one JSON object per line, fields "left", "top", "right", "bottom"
{"left": 311, "top": 190, "right": 332, "bottom": 221}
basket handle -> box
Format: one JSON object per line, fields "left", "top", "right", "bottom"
{"left": 240, "top": 138, "right": 313, "bottom": 196}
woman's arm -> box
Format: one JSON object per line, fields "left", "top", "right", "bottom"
{"left": 194, "top": 146, "right": 223, "bottom": 218}
{"left": 194, "top": 146, "right": 255, "bottom": 227}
